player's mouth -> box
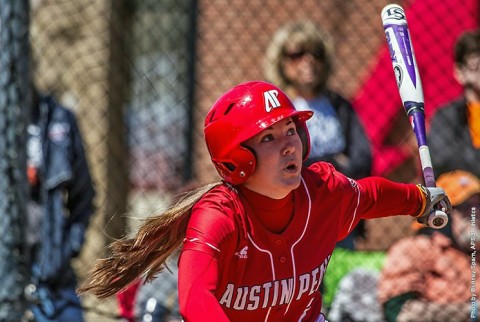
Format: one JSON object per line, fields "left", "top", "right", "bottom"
{"left": 284, "top": 162, "right": 299, "bottom": 173}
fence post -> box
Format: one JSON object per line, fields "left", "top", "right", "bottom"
{"left": 0, "top": 0, "right": 30, "bottom": 320}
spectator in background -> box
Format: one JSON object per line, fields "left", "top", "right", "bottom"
{"left": 429, "top": 29, "right": 480, "bottom": 177}
{"left": 378, "top": 170, "right": 480, "bottom": 322}
{"left": 25, "top": 85, "right": 96, "bottom": 322}
{"left": 264, "top": 20, "right": 371, "bottom": 249}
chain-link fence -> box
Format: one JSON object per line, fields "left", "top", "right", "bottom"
{"left": 0, "top": 0, "right": 30, "bottom": 320}
{"left": 0, "top": 0, "right": 478, "bottom": 321}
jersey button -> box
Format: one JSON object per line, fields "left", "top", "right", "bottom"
{"left": 280, "top": 256, "right": 286, "bottom": 263}
{"left": 275, "top": 239, "right": 282, "bottom": 246}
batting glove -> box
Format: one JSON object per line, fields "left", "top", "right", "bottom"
{"left": 416, "top": 185, "right": 452, "bottom": 226}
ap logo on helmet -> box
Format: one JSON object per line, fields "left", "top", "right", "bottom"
{"left": 264, "top": 90, "right": 281, "bottom": 112}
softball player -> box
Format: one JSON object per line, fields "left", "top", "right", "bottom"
{"left": 79, "top": 81, "right": 451, "bottom": 322}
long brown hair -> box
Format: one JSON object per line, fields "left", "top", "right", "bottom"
{"left": 77, "top": 182, "right": 221, "bottom": 298}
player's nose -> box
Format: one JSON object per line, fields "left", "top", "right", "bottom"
{"left": 282, "top": 138, "right": 296, "bottom": 156}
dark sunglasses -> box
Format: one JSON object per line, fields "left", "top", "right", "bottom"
{"left": 283, "top": 49, "right": 323, "bottom": 61}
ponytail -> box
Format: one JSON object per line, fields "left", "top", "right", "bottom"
{"left": 78, "top": 182, "right": 221, "bottom": 298}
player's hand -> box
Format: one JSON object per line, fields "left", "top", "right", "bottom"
{"left": 416, "top": 185, "right": 452, "bottom": 226}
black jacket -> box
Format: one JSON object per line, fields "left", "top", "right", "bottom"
{"left": 29, "top": 95, "right": 96, "bottom": 287}
{"left": 428, "top": 97, "right": 480, "bottom": 177}
{"left": 305, "top": 90, "right": 372, "bottom": 179}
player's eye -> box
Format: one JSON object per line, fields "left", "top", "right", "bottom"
{"left": 260, "top": 134, "right": 274, "bottom": 143}
{"left": 287, "top": 127, "right": 297, "bottom": 136}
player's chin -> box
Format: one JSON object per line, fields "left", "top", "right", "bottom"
{"left": 281, "top": 174, "right": 302, "bottom": 190}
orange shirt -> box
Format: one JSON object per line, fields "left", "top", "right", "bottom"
{"left": 467, "top": 102, "right": 480, "bottom": 148}
{"left": 378, "top": 233, "right": 480, "bottom": 305}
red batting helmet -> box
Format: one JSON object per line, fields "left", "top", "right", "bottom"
{"left": 204, "top": 81, "right": 313, "bottom": 185}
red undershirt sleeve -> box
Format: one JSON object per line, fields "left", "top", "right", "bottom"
{"left": 337, "top": 175, "right": 423, "bottom": 240}
{"left": 178, "top": 250, "right": 229, "bottom": 321}
{"left": 356, "top": 176, "right": 423, "bottom": 219}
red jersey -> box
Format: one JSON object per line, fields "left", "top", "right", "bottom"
{"left": 179, "top": 162, "right": 422, "bottom": 321}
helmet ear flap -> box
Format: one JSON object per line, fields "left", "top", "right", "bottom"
{"left": 212, "top": 146, "right": 256, "bottom": 185}
{"left": 295, "top": 120, "right": 311, "bottom": 161}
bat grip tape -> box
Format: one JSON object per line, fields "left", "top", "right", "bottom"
{"left": 419, "top": 145, "right": 436, "bottom": 187}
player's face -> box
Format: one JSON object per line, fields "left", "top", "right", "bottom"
{"left": 242, "top": 117, "right": 303, "bottom": 199}
{"left": 455, "top": 54, "right": 480, "bottom": 97}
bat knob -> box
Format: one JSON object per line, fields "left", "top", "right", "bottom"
{"left": 427, "top": 210, "right": 448, "bottom": 229}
